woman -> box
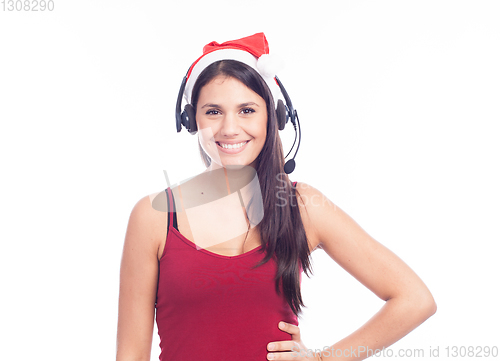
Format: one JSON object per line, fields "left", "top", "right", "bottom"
{"left": 116, "top": 33, "right": 436, "bottom": 361}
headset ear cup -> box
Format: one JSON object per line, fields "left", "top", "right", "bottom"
{"left": 176, "top": 109, "right": 182, "bottom": 132}
{"left": 184, "top": 104, "right": 197, "bottom": 135}
{"left": 276, "top": 100, "right": 287, "bottom": 131}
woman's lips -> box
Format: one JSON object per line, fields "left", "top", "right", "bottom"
{"left": 215, "top": 140, "right": 250, "bottom": 154}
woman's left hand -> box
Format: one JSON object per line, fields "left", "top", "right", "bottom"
{"left": 267, "top": 321, "right": 322, "bottom": 360}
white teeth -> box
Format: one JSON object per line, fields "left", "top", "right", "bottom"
{"left": 218, "top": 141, "right": 248, "bottom": 149}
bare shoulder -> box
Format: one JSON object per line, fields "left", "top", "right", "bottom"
{"left": 125, "top": 190, "right": 168, "bottom": 259}
{"left": 293, "top": 181, "right": 370, "bottom": 253}
{"left": 293, "top": 181, "right": 337, "bottom": 252}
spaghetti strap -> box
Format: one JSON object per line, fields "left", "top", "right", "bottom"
{"left": 159, "top": 187, "right": 175, "bottom": 261}
{"left": 165, "top": 188, "right": 170, "bottom": 237}
{"left": 166, "top": 187, "right": 174, "bottom": 229}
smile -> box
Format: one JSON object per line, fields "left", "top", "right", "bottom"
{"left": 216, "top": 140, "right": 250, "bottom": 154}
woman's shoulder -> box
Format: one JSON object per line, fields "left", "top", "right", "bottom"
{"left": 293, "top": 181, "right": 338, "bottom": 218}
{"left": 130, "top": 190, "right": 169, "bottom": 219}
{"left": 293, "top": 181, "right": 331, "bottom": 204}
{"left": 292, "top": 181, "right": 336, "bottom": 251}
{"left": 126, "top": 190, "right": 169, "bottom": 253}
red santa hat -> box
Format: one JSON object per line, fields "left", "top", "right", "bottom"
{"left": 183, "top": 32, "right": 284, "bottom": 104}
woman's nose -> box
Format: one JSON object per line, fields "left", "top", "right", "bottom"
{"left": 220, "top": 113, "right": 240, "bottom": 136}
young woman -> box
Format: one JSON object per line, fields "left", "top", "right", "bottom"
{"left": 116, "top": 33, "right": 436, "bottom": 361}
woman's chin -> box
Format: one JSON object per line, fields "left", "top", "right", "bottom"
{"left": 220, "top": 161, "right": 247, "bottom": 170}
{"left": 209, "top": 160, "right": 254, "bottom": 171}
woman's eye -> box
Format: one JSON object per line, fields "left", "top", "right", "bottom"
{"left": 241, "top": 108, "right": 255, "bottom": 115}
{"left": 206, "top": 109, "right": 220, "bottom": 115}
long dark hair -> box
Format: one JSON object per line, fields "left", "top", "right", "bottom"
{"left": 191, "top": 60, "right": 313, "bottom": 316}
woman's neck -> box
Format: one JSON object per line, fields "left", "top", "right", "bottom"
{"left": 173, "top": 165, "right": 263, "bottom": 228}
{"left": 203, "top": 164, "right": 257, "bottom": 194}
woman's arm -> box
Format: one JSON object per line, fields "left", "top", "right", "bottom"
{"left": 296, "top": 182, "right": 437, "bottom": 361}
{"left": 116, "top": 193, "right": 167, "bottom": 361}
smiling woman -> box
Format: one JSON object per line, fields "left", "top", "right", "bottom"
{"left": 195, "top": 74, "right": 268, "bottom": 169}
{"left": 116, "top": 33, "right": 436, "bottom": 361}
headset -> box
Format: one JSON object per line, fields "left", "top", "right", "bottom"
{"left": 175, "top": 68, "right": 302, "bottom": 174}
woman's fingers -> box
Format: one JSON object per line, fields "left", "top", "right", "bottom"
{"left": 267, "top": 340, "right": 300, "bottom": 352}
{"left": 267, "top": 350, "right": 299, "bottom": 360}
{"left": 267, "top": 322, "right": 316, "bottom": 360}
{"left": 278, "top": 321, "right": 301, "bottom": 340}
{"left": 267, "top": 349, "right": 321, "bottom": 361}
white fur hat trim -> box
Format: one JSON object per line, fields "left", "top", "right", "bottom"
{"left": 184, "top": 49, "right": 282, "bottom": 106}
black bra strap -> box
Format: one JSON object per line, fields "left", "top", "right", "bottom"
{"left": 172, "top": 192, "right": 178, "bottom": 230}
{"left": 166, "top": 187, "right": 178, "bottom": 231}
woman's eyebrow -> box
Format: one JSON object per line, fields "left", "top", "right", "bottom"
{"left": 200, "top": 102, "right": 260, "bottom": 109}
{"left": 201, "top": 103, "right": 220, "bottom": 109}
{"left": 239, "top": 102, "right": 259, "bottom": 107}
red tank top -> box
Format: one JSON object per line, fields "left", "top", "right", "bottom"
{"left": 155, "top": 184, "right": 301, "bottom": 361}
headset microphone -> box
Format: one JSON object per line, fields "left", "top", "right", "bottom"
{"left": 275, "top": 76, "right": 301, "bottom": 174}
{"left": 283, "top": 110, "right": 301, "bottom": 174}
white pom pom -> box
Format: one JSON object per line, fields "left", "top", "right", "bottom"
{"left": 257, "top": 54, "right": 285, "bottom": 78}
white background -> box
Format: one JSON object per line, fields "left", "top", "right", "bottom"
{"left": 1, "top": 1, "right": 499, "bottom": 360}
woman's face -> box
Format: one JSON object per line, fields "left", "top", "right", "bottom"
{"left": 196, "top": 75, "right": 267, "bottom": 170}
